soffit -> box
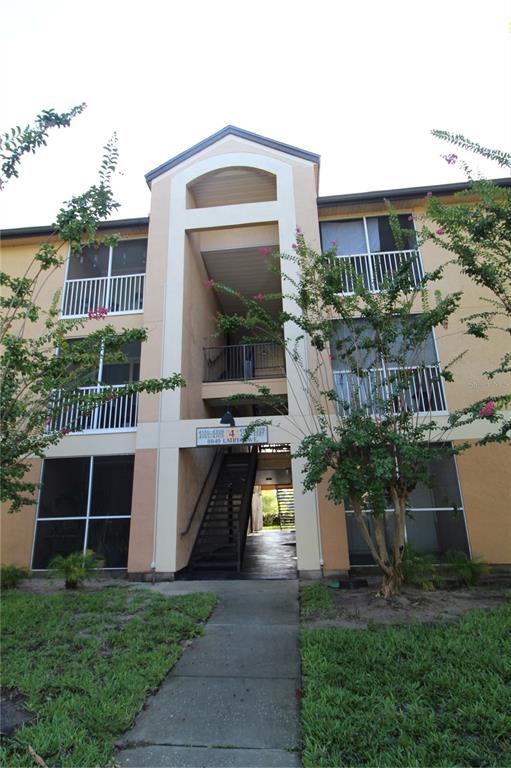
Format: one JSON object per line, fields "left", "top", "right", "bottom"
{"left": 202, "top": 246, "right": 281, "bottom": 317}
{"left": 189, "top": 167, "right": 277, "bottom": 208}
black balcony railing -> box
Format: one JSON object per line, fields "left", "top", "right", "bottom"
{"left": 203, "top": 343, "right": 285, "bottom": 383}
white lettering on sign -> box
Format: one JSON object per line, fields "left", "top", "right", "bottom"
{"left": 196, "top": 425, "right": 268, "bottom": 447}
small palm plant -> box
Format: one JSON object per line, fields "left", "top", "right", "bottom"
{"left": 48, "top": 550, "right": 104, "bottom": 589}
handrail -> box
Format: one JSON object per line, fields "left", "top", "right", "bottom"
{"left": 332, "top": 364, "right": 447, "bottom": 415}
{"left": 203, "top": 342, "right": 286, "bottom": 383}
{"left": 337, "top": 248, "right": 423, "bottom": 293}
{"left": 236, "top": 447, "right": 258, "bottom": 570}
{"left": 180, "top": 448, "right": 224, "bottom": 536}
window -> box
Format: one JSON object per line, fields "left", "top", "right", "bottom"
{"left": 32, "top": 455, "right": 134, "bottom": 569}
{"left": 62, "top": 240, "right": 147, "bottom": 316}
{"left": 345, "top": 451, "right": 469, "bottom": 564}
{"left": 320, "top": 216, "right": 422, "bottom": 292}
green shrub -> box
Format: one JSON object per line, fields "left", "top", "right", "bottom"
{"left": 262, "top": 491, "right": 280, "bottom": 526}
{"left": 263, "top": 510, "right": 280, "bottom": 526}
{"left": 48, "top": 550, "right": 104, "bottom": 589}
{"left": 401, "top": 544, "right": 439, "bottom": 590}
{"left": 0, "top": 564, "right": 31, "bottom": 589}
{"left": 443, "top": 549, "right": 489, "bottom": 587}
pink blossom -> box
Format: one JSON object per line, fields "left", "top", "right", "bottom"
{"left": 479, "top": 400, "right": 495, "bottom": 418}
{"left": 60, "top": 427, "right": 70, "bottom": 436}
{"left": 407, "top": 215, "right": 413, "bottom": 222}
{"left": 205, "top": 278, "right": 215, "bottom": 289}
{"left": 87, "top": 306, "right": 109, "bottom": 320}
{"left": 436, "top": 227, "right": 445, "bottom": 235}
{"left": 442, "top": 153, "right": 458, "bottom": 165}
{"left": 259, "top": 246, "right": 271, "bottom": 257}
{"left": 296, "top": 226, "right": 302, "bottom": 234}
{"left": 426, "top": 191, "right": 433, "bottom": 198}
{"left": 254, "top": 292, "right": 265, "bottom": 302}
{"left": 291, "top": 243, "right": 298, "bottom": 251}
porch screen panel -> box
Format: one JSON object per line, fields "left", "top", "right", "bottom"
{"left": 110, "top": 240, "right": 147, "bottom": 276}
{"left": 87, "top": 519, "right": 131, "bottom": 568}
{"left": 32, "top": 520, "right": 86, "bottom": 569}
{"left": 37, "top": 458, "right": 89, "bottom": 518}
{"left": 90, "top": 455, "right": 135, "bottom": 517}
{"left": 67, "top": 245, "right": 109, "bottom": 280}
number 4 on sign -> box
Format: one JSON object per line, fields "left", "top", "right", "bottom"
{"left": 227, "top": 429, "right": 239, "bottom": 442}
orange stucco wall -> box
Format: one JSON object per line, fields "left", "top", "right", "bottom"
{"left": 127, "top": 449, "right": 157, "bottom": 573}
{"left": 317, "top": 474, "right": 350, "bottom": 572}
{"left": 456, "top": 441, "right": 511, "bottom": 564}
{"left": 1, "top": 459, "right": 41, "bottom": 568}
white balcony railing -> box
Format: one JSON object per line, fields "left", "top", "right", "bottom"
{"left": 61, "top": 274, "right": 145, "bottom": 317}
{"left": 333, "top": 364, "right": 447, "bottom": 416}
{"left": 48, "top": 385, "right": 139, "bottom": 434}
{"left": 339, "top": 249, "right": 423, "bottom": 293}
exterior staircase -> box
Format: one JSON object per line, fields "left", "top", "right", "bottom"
{"left": 186, "top": 449, "right": 257, "bottom": 576}
{"left": 276, "top": 487, "right": 295, "bottom": 529}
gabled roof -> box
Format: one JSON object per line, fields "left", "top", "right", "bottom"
{"left": 145, "top": 125, "right": 320, "bottom": 184}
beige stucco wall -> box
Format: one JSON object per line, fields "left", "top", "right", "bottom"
{"left": 456, "top": 441, "right": 511, "bottom": 564}
{"left": 0, "top": 459, "right": 41, "bottom": 567}
{"left": 127, "top": 449, "right": 157, "bottom": 573}
{"left": 175, "top": 446, "right": 217, "bottom": 571}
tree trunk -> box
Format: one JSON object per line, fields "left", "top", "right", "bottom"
{"left": 352, "top": 501, "right": 392, "bottom": 577}
{"left": 381, "top": 568, "right": 403, "bottom": 599}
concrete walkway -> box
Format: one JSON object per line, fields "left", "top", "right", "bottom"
{"left": 116, "top": 581, "right": 301, "bottom": 767}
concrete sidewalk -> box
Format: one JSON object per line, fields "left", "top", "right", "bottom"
{"left": 116, "top": 581, "right": 301, "bottom": 768}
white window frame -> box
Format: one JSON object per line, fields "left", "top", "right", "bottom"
{"left": 60, "top": 240, "right": 147, "bottom": 318}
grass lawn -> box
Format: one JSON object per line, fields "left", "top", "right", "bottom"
{"left": 1, "top": 586, "right": 216, "bottom": 767}
{"left": 301, "top": 604, "right": 511, "bottom": 767}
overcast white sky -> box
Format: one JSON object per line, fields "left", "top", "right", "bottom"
{"left": 1, "top": 0, "right": 510, "bottom": 228}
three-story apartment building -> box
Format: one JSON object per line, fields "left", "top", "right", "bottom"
{"left": 1, "top": 126, "right": 510, "bottom": 578}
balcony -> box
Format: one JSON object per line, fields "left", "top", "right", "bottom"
{"left": 339, "top": 249, "right": 424, "bottom": 294}
{"left": 61, "top": 273, "right": 145, "bottom": 318}
{"left": 204, "top": 343, "right": 286, "bottom": 383}
{"left": 48, "top": 385, "right": 139, "bottom": 434}
{"left": 333, "top": 364, "right": 447, "bottom": 416}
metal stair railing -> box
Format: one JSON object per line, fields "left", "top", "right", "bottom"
{"left": 181, "top": 448, "right": 224, "bottom": 538}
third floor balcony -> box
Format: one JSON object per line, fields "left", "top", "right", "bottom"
{"left": 320, "top": 214, "right": 424, "bottom": 293}
{"left": 61, "top": 239, "right": 146, "bottom": 318}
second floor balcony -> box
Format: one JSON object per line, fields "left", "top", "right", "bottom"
{"left": 333, "top": 364, "right": 447, "bottom": 417}
{"left": 204, "top": 342, "right": 286, "bottom": 383}
{"left": 48, "top": 384, "right": 139, "bottom": 435}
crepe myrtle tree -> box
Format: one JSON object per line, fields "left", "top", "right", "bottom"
{"left": 422, "top": 131, "right": 511, "bottom": 444}
{"left": 0, "top": 105, "right": 184, "bottom": 512}
{"left": 212, "top": 230, "right": 467, "bottom": 597}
